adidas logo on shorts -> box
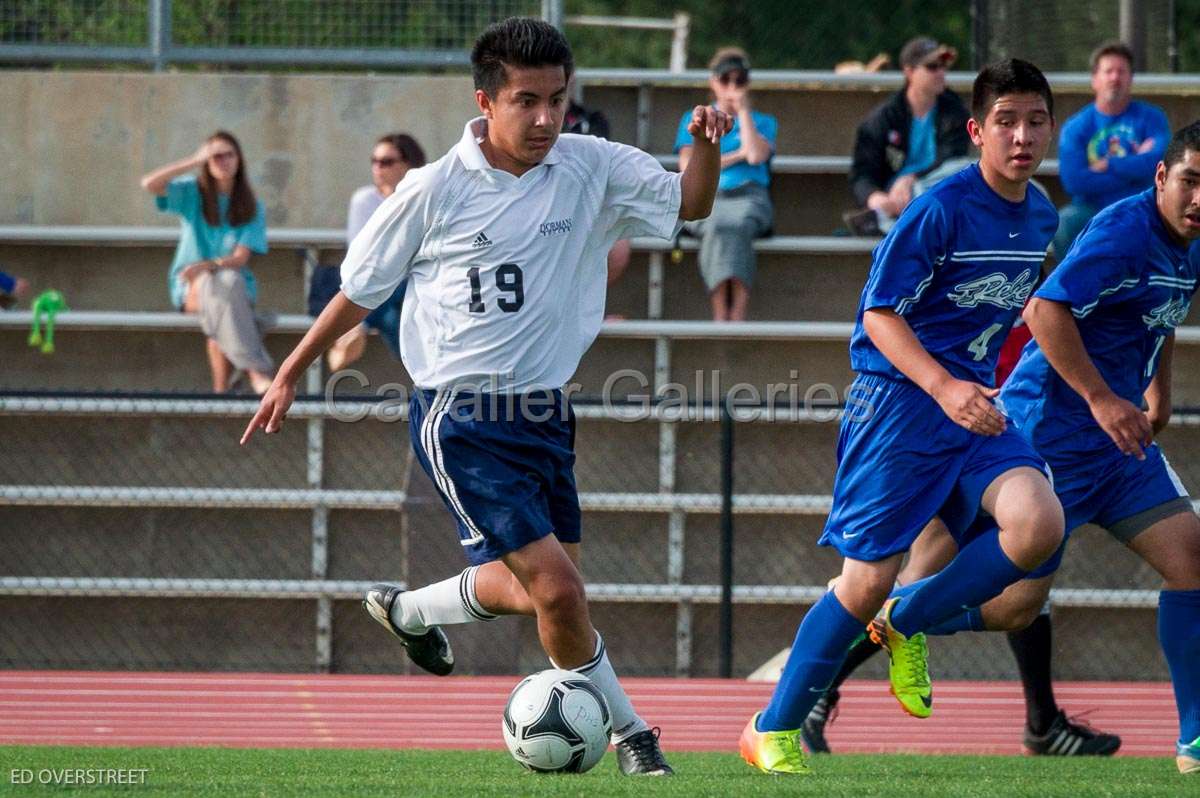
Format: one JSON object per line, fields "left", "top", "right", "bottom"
{"left": 472, "top": 232, "right": 493, "bottom": 249}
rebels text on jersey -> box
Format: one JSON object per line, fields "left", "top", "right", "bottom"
{"left": 340, "top": 118, "right": 683, "bottom": 391}
{"left": 1001, "top": 188, "right": 1200, "bottom": 447}
{"left": 849, "top": 163, "right": 1059, "bottom": 386}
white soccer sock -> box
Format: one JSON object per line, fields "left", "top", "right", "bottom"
{"left": 390, "top": 565, "right": 498, "bottom": 634}
{"left": 551, "top": 632, "right": 648, "bottom": 743}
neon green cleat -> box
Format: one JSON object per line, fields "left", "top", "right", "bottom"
{"left": 1179, "top": 737, "right": 1200, "bottom": 774}
{"left": 868, "top": 597, "right": 933, "bottom": 719}
{"left": 739, "top": 713, "right": 813, "bottom": 775}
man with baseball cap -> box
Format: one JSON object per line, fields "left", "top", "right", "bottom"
{"left": 845, "top": 36, "right": 970, "bottom": 236}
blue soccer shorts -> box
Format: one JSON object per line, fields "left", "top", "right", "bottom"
{"left": 819, "top": 373, "right": 1047, "bottom": 562}
{"left": 409, "top": 388, "right": 583, "bottom": 565}
{"left": 1022, "top": 437, "right": 1193, "bottom": 578}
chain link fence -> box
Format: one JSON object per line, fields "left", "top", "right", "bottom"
{"left": 3, "top": 1, "right": 1195, "bottom": 71}
{"left": 984, "top": 0, "right": 1175, "bottom": 72}
{"left": 1, "top": 0, "right": 542, "bottom": 67}
{"left": 0, "top": 392, "right": 1190, "bottom": 682}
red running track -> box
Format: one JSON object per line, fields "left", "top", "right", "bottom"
{"left": 0, "top": 672, "right": 1180, "bottom": 756}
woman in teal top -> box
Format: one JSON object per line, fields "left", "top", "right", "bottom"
{"left": 675, "top": 47, "right": 776, "bottom": 321}
{"left": 141, "top": 131, "right": 274, "bottom": 394}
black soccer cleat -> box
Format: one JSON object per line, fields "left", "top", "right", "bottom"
{"left": 616, "top": 727, "right": 674, "bottom": 775}
{"left": 363, "top": 583, "right": 455, "bottom": 676}
{"left": 800, "top": 688, "right": 839, "bottom": 754}
{"left": 1022, "top": 710, "right": 1121, "bottom": 756}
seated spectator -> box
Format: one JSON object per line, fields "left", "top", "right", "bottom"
{"left": 0, "top": 270, "right": 29, "bottom": 309}
{"left": 845, "top": 36, "right": 970, "bottom": 236}
{"left": 561, "top": 86, "right": 631, "bottom": 298}
{"left": 140, "top": 131, "right": 273, "bottom": 394}
{"left": 326, "top": 133, "right": 427, "bottom": 371}
{"left": 1054, "top": 40, "right": 1169, "bottom": 257}
{"left": 675, "top": 47, "right": 776, "bottom": 321}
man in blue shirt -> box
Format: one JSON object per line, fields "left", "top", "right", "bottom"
{"left": 740, "top": 60, "right": 1064, "bottom": 776}
{"left": 1054, "top": 41, "right": 1170, "bottom": 257}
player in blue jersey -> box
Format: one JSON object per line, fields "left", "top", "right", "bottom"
{"left": 898, "top": 121, "right": 1200, "bottom": 774}
{"left": 740, "top": 60, "right": 1065, "bottom": 776}
{"left": 241, "top": 18, "right": 732, "bottom": 776}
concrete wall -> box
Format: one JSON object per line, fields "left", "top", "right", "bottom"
{"left": 0, "top": 72, "right": 479, "bottom": 227}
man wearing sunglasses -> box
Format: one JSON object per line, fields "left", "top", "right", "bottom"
{"left": 846, "top": 37, "right": 971, "bottom": 236}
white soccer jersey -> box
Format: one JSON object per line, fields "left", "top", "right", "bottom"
{"left": 341, "top": 117, "right": 684, "bottom": 391}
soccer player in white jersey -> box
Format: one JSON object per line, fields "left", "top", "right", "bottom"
{"left": 242, "top": 17, "right": 730, "bottom": 775}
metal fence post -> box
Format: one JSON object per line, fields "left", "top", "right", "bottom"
{"left": 717, "top": 394, "right": 734, "bottom": 678}
{"left": 669, "top": 12, "right": 690, "bottom": 74}
{"left": 1120, "top": 0, "right": 1147, "bottom": 71}
{"left": 970, "top": 0, "right": 989, "bottom": 71}
{"left": 148, "top": 0, "right": 172, "bottom": 72}
{"left": 541, "top": 0, "right": 565, "bottom": 29}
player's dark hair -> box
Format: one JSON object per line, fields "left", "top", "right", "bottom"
{"left": 1162, "top": 121, "right": 1200, "bottom": 171}
{"left": 971, "top": 58, "right": 1054, "bottom": 123}
{"left": 376, "top": 132, "right": 427, "bottom": 169}
{"left": 471, "top": 17, "right": 574, "bottom": 99}
{"left": 1090, "top": 40, "right": 1135, "bottom": 73}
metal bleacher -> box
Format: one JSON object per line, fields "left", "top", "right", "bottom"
{"left": 5, "top": 68, "right": 1200, "bottom": 677}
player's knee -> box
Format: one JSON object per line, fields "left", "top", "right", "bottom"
{"left": 990, "top": 601, "right": 1043, "bottom": 632}
{"left": 837, "top": 569, "right": 896, "bottom": 618}
{"left": 1005, "top": 503, "right": 1064, "bottom": 563}
{"left": 529, "top": 571, "right": 587, "bottom": 616}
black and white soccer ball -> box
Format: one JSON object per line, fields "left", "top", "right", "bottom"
{"left": 502, "top": 668, "right": 612, "bottom": 773}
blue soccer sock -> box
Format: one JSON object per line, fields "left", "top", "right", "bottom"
{"left": 889, "top": 528, "right": 1027, "bottom": 638}
{"left": 889, "top": 576, "right": 984, "bottom": 635}
{"left": 757, "top": 591, "right": 866, "bottom": 732}
{"left": 1158, "top": 589, "right": 1200, "bottom": 746}
{"left": 925, "top": 606, "right": 985, "bottom": 636}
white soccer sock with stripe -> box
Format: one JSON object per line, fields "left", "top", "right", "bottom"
{"left": 390, "top": 565, "right": 498, "bottom": 634}
{"left": 551, "top": 632, "right": 648, "bottom": 743}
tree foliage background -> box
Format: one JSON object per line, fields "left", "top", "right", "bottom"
{"left": 2, "top": 0, "right": 1198, "bottom": 72}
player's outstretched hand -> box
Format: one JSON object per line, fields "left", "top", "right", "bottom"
{"left": 932, "top": 378, "right": 1006, "bottom": 436}
{"left": 240, "top": 378, "right": 296, "bottom": 445}
{"left": 687, "top": 106, "right": 733, "bottom": 144}
{"left": 1090, "top": 392, "right": 1152, "bottom": 460}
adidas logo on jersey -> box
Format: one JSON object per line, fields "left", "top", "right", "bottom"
{"left": 472, "top": 232, "right": 493, "bottom": 249}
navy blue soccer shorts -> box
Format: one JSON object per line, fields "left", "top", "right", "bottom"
{"left": 408, "top": 388, "right": 583, "bottom": 565}
{"left": 819, "top": 373, "right": 1047, "bottom": 562}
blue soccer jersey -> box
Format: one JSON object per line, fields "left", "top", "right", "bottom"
{"left": 850, "top": 163, "right": 1059, "bottom": 386}
{"left": 1001, "top": 188, "right": 1200, "bottom": 448}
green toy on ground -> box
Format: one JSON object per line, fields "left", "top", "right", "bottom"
{"left": 28, "top": 289, "right": 67, "bottom": 354}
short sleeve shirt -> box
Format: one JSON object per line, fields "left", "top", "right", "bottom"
{"left": 340, "top": 118, "right": 683, "bottom": 391}
{"left": 155, "top": 176, "right": 268, "bottom": 308}
{"left": 673, "top": 107, "right": 777, "bottom": 191}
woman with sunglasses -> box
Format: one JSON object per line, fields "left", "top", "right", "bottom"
{"left": 674, "top": 47, "right": 777, "bottom": 321}
{"left": 141, "top": 131, "right": 274, "bottom": 394}
{"left": 327, "top": 133, "right": 428, "bottom": 370}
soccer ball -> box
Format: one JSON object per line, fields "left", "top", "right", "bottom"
{"left": 502, "top": 668, "right": 612, "bottom": 773}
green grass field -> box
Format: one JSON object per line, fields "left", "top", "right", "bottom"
{"left": 0, "top": 746, "right": 1186, "bottom": 797}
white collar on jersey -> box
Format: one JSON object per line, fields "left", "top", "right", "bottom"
{"left": 458, "top": 116, "right": 563, "bottom": 173}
